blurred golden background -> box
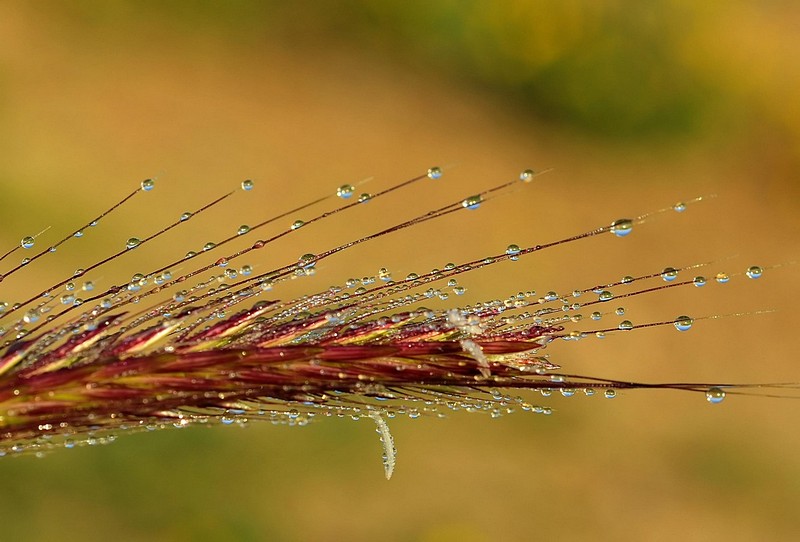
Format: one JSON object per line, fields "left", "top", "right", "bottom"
{"left": 1, "top": 2, "right": 799, "bottom": 541}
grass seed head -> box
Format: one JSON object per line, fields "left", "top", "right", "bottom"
{"left": 0, "top": 168, "right": 790, "bottom": 474}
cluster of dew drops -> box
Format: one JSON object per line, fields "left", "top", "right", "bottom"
{"left": 2, "top": 167, "right": 769, "bottom": 418}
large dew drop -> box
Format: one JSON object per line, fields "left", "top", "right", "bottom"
{"left": 673, "top": 315, "right": 693, "bottom": 332}
{"left": 506, "top": 244, "right": 521, "bottom": 261}
{"left": 461, "top": 195, "right": 482, "bottom": 210}
{"left": 610, "top": 219, "right": 633, "bottom": 237}
{"left": 140, "top": 178, "right": 155, "bottom": 191}
{"left": 125, "top": 237, "right": 141, "bottom": 249}
{"left": 661, "top": 267, "right": 678, "bottom": 282}
{"left": 20, "top": 236, "right": 35, "bottom": 249}
{"left": 336, "top": 184, "right": 355, "bottom": 199}
{"left": 298, "top": 253, "right": 317, "bottom": 269}
{"left": 746, "top": 265, "right": 763, "bottom": 279}
{"left": 519, "top": 169, "right": 536, "bottom": 183}
{"left": 241, "top": 179, "right": 254, "bottom": 191}
{"left": 427, "top": 166, "right": 442, "bottom": 180}
{"left": 706, "top": 387, "right": 726, "bottom": 404}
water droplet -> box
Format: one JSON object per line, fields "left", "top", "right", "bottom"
{"left": 610, "top": 219, "right": 633, "bottom": 237}
{"left": 591, "top": 311, "right": 602, "bottom": 321}
{"left": 673, "top": 315, "right": 693, "bottom": 331}
{"left": 506, "top": 244, "right": 521, "bottom": 261}
{"left": 706, "top": 387, "right": 726, "bottom": 404}
{"left": 291, "top": 220, "right": 305, "bottom": 230}
{"left": 336, "top": 184, "right": 355, "bottom": 199}
{"left": 661, "top": 267, "right": 678, "bottom": 282}
{"left": 180, "top": 211, "right": 192, "bottom": 221}
{"left": 126, "top": 238, "right": 141, "bottom": 249}
{"left": 673, "top": 202, "right": 686, "bottom": 212}
{"left": 74, "top": 230, "right": 84, "bottom": 238}
{"left": 427, "top": 166, "right": 442, "bottom": 180}
{"left": 621, "top": 275, "right": 634, "bottom": 284}
{"left": 203, "top": 242, "right": 216, "bottom": 251}
{"left": 82, "top": 281, "right": 94, "bottom": 292}
{"left": 604, "top": 389, "right": 617, "bottom": 399}
{"left": 299, "top": 253, "right": 317, "bottom": 269}
{"left": 615, "top": 307, "right": 625, "bottom": 316}
{"left": 237, "top": 225, "right": 250, "bottom": 235}
{"left": 240, "top": 265, "right": 253, "bottom": 276}
{"left": 241, "top": 179, "right": 254, "bottom": 191}
{"left": 358, "top": 193, "right": 372, "bottom": 203}
{"left": 519, "top": 169, "right": 536, "bottom": 183}
{"left": 746, "top": 265, "right": 763, "bottom": 279}
{"left": 598, "top": 291, "right": 613, "bottom": 302}
{"left": 20, "top": 236, "right": 35, "bottom": 249}
{"left": 461, "top": 195, "right": 482, "bottom": 210}
{"left": 715, "top": 272, "right": 730, "bottom": 284}
{"left": 23, "top": 310, "right": 39, "bottom": 324}
{"left": 618, "top": 320, "right": 633, "bottom": 331}
{"left": 693, "top": 276, "right": 707, "bottom": 287}
{"left": 140, "top": 178, "right": 155, "bottom": 191}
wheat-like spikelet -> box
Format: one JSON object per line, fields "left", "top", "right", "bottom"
{"left": 0, "top": 167, "right": 790, "bottom": 478}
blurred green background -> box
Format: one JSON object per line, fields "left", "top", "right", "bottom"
{"left": 1, "top": 2, "right": 799, "bottom": 541}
